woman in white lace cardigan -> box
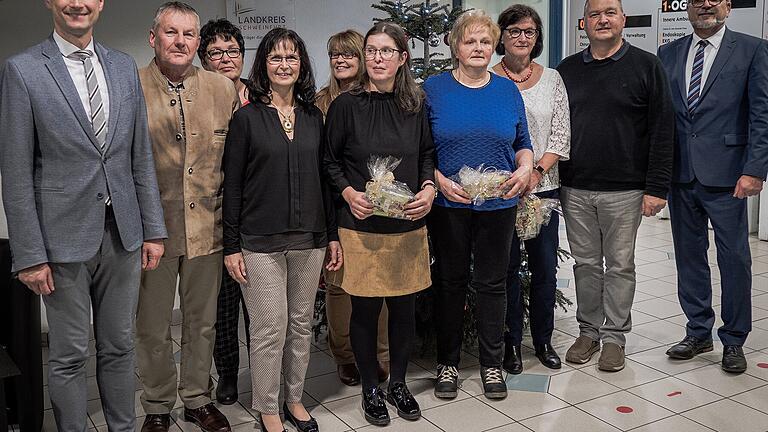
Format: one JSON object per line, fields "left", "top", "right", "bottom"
{"left": 491, "top": 4, "right": 571, "bottom": 375}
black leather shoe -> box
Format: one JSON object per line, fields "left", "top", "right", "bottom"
{"left": 338, "top": 363, "right": 360, "bottom": 386}
{"left": 283, "top": 403, "right": 318, "bottom": 432}
{"left": 184, "top": 403, "right": 231, "bottom": 432}
{"left": 535, "top": 344, "right": 562, "bottom": 369}
{"left": 141, "top": 414, "right": 171, "bottom": 432}
{"left": 258, "top": 413, "right": 287, "bottom": 432}
{"left": 386, "top": 382, "right": 421, "bottom": 420}
{"left": 666, "top": 336, "right": 714, "bottom": 360}
{"left": 503, "top": 343, "right": 523, "bottom": 375}
{"left": 362, "top": 387, "right": 390, "bottom": 426}
{"left": 722, "top": 345, "right": 747, "bottom": 373}
{"left": 215, "top": 375, "right": 238, "bottom": 405}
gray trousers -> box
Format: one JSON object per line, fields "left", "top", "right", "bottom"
{"left": 561, "top": 187, "right": 644, "bottom": 345}
{"left": 44, "top": 210, "right": 141, "bottom": 432}
{"left": 241, "top": 248, "right": 326, "bottom": 414}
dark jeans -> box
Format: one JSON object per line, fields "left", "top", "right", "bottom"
{"left": 430, "top": 205, "right": 517, "bottom": 368}
{"left": 505, "top": 189, "right": 560, "bottom": 347}
{"left": 350, "top": 293, "right": 416, "bottom": 390}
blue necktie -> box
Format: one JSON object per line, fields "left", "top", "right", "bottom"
{"left": 687, "top": 40, "right": 708, "bottom": 114}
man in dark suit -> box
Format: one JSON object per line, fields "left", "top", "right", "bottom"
{"left": 0, "top": 0, "right": 167, "bottom": 430}
{"left": 658, "top": 0, "right": 768, "bottom": 373}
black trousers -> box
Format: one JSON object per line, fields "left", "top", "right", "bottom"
{"left": 350, "top": 293, "right": 416, "bottom": 390}
{"left": 213, "top": 271, "right": 251, "bottom": 378}
{"left": 430, "top": 205, "right": 517, "bottom": 368}
{"left": 505, "top": 189, "right": 560, "bottom": 346}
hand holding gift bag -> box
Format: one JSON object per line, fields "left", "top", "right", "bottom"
{"left": 453, "top": 164, "right": 513, "bottom": 206}
{"left": 365, "top": 155, "right": 416, "bottom": 219}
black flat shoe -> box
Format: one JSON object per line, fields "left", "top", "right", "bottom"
{"left": 722, "top": 345, "right": 747, "bottom": 373}
{"left": 283, "top": 403, "right": 318, "bottom": 432}
{"left": 386, "top": 382, "right": 421, "bottom": 421}
{"left": 258, "top": 413, "right": 287, "bottom": 432}
{"left": 534, "top": 343, "right": 562, "bottom": 369}
{"left": 362, "top": 386, "right": 390, "bottom": 426}
{"left": 215, "top": 375, "right": 238, "bottom": 405}
{"left": 666, "top": 336, "right": 714, "bottom": 360}
{"left": 503, "top": 343, "right": 523, "bottom": 375}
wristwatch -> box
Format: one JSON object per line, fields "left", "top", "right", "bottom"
{"left": 534, "top": 165, "right": 546, "bottom": 175}
{"left": 422, "top": 181, "right": 438, "bottom": 198}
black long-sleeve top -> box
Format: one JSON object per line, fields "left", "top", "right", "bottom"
{"left": 556, "top": 41, "right": 674, "bottom": 198}
{"left": 223, "top": 102, "right": 338, "bottom": 255}
{"left": 323, "top": 91, "right": 436, "bottom": 234}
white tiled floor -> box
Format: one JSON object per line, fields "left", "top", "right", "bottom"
{"left": 37, "top": 217, "right": 768, "bottom": 431}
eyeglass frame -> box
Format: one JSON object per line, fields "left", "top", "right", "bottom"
{"left": 689, "top": 0, "right": 724, "bottom": 7}
{"left": 504, "top": 27, "right": 539, "bottom": 39}
{"left": 363, "top": 47, "right": 402, "bottom": 61}
{"left": 267, "top": 55, "right": 301, "bottom": 66}
{"left": 206, "top": 48, "right": 243, "bottom": 61}
{"left": 329, "top": 51, "right": 357, "bottom": 60}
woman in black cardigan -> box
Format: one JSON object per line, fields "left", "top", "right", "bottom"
{"left": 223, "top": 28, "right": 341, "bottom": 432}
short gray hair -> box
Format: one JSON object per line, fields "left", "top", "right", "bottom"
{"left": 583, "top": 0, "right": 623, "bottom": 16}
{"left": 152, "top": 1, "right": 200, "bottom": 31}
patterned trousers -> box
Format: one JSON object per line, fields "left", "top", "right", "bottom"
{"left": 241, "top": 247, "right": 326, "bottom": 414}
{"left": 213, "top": 269, "right": 250, "bottom": 378}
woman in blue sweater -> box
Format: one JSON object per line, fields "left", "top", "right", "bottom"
{"left": 423, "top": 9, "right": 533, "bottom": 401}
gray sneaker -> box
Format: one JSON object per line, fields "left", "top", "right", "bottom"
{"left": 565, "top": 336, "right": 600, "bottom": 364}
{"left": 598, "top": 343, "right": 625, "bottom": 372}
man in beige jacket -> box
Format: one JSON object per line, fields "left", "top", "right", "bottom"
{"left": 135, "top": 3, "right": 239, "bottom": 432}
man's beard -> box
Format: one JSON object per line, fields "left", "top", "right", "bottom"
{"left": 690, "top": 17, "right": 726, "bottom": 29}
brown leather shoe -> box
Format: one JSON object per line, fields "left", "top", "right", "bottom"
{"left": 141, "top": 414, "right": 171, "bottom": 432}
{"left": 183, "top": 403, "right": 231, "bottom": 432}
{"left": 338, "top": 363, "right": 360, "bottom": 386}
{"left": 377, "top": 360, "right": 390, "bottom": 383}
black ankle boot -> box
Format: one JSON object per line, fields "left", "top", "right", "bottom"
{"left": 386, "top": 382, "right": 421, "bottom": 420}
{"left": 534, "top": 343, "right": 562, "bottom": 369}
{"left": 215, "top": 375, "right": 238, "bottom": 405}
{"left": 362, "top": 386, "right": 390, "bottom": 426}
{"left": 503, "top": 343, "right": 523, "bottom": 375}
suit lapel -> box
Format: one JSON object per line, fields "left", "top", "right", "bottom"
{"left": 676, "top": 36, "right": 693, "bottom": 105}
{"left": 95, "top": 43, "right": 120, "bottom": 154}
{"left": 42, "top": 36, "right": 102, "bottom": 153}
{"left": 699, "top": 28, "right": 736, "bottom": 102}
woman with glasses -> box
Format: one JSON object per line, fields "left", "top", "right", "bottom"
{"left": 324, "top": 22, "right": 435, "bottom": 426}
{"left": 424, "top": 9, "right": 533, "bottom": 401}
{"left": 315, "top": 29, "right": 392, "bottom": 388}
{"left": 491, "top": 5, "right": 571, "bottom": 375}
{"left": 197, "top": 18, "right": 251, "bottom": 406}
{"left": 223, "top": 27, "right": 342, "bottom": 432}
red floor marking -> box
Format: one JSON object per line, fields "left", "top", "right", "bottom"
{"left": 757, "top": 363, "right": 768, "bottom": 369}
{"left": 616, "top": 406, "right": 634, "bottom": 414}
{"left": 667, "top": 391, "right": 682, "bottom": 397}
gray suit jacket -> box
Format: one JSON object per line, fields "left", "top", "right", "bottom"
{"left": 0, "top": 36, "right": 167, "bottom": 272}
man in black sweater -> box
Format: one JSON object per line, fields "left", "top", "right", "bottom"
{"left": 556, "top": 0, "right": 674, "bottom": 372}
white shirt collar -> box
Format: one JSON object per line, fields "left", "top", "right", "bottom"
{"left": 53, "top": 30, "right": 96, "bottom": 57}
{"left": 692, "top": 25, "right": 726, "bottom": 50}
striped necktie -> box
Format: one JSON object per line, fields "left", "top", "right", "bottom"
{"left": 68, "top": 50, "right": 107, "bottom": 149}
{"left": 687, "top": 40, "right": 708, "bottom": 114}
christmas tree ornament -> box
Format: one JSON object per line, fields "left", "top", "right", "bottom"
{"left": 428, "top": 32, "right": 441, "bottom": 47}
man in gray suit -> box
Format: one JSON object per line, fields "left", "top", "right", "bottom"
{"left": 0, "top": 1, "right": 167, "bottom": 431}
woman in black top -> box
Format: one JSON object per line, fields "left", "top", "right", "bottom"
{"left": 223, "top": 28, "right": 341, "bottom": 432}
{"left": 323, "top": 22, "right": 436, "bottom": 426}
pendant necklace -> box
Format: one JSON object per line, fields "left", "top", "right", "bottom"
{"left": 501, "top": 58, "right": 533, "bottom": 84}
{"left": 271, "top": 103, "right": 295, "bottom": 133}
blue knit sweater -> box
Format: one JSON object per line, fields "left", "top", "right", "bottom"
{"left": 424, "top": 71, "right": 532, "bottom": 210}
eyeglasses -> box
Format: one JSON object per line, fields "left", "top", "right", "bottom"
{"left": 690, "top": 0, "right": 724, "bottom": 6}
{"left": 207, "top": 49, "right": 242, "bottom": 61}
{"left": 364, "top": 47, "right": 401, "bottom": 60}
{"left": 267, "top": 55, "right": 300, "bottom": 66}
{"left": 329, "top": 51, "right": 356, "bottom": 60}
{"left": 504, "top": 28, "right": 539, "bottom": 39}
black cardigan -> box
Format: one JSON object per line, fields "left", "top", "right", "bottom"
{"left": 223, "top": 102, "right": 338, "bottom": 255}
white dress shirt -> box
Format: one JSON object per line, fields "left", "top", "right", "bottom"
{"left": 53, "top": 31, "right": 110, "bottom": 129}
{"left": 684, "top": 25, "right": 726, "bottom": 93}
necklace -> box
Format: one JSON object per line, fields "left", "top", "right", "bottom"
{"left": 501, "top": 58, "right": 533, "bottom": 83}
{"left": 270, "top": 103, "right": 295, "bottom": 133}
{"left": 452, "top": 69, "right": 491, "bottom": 88}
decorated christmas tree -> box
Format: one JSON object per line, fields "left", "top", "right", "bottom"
{"left": 372, "top": 0, "right": 464, "bottom": 80}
